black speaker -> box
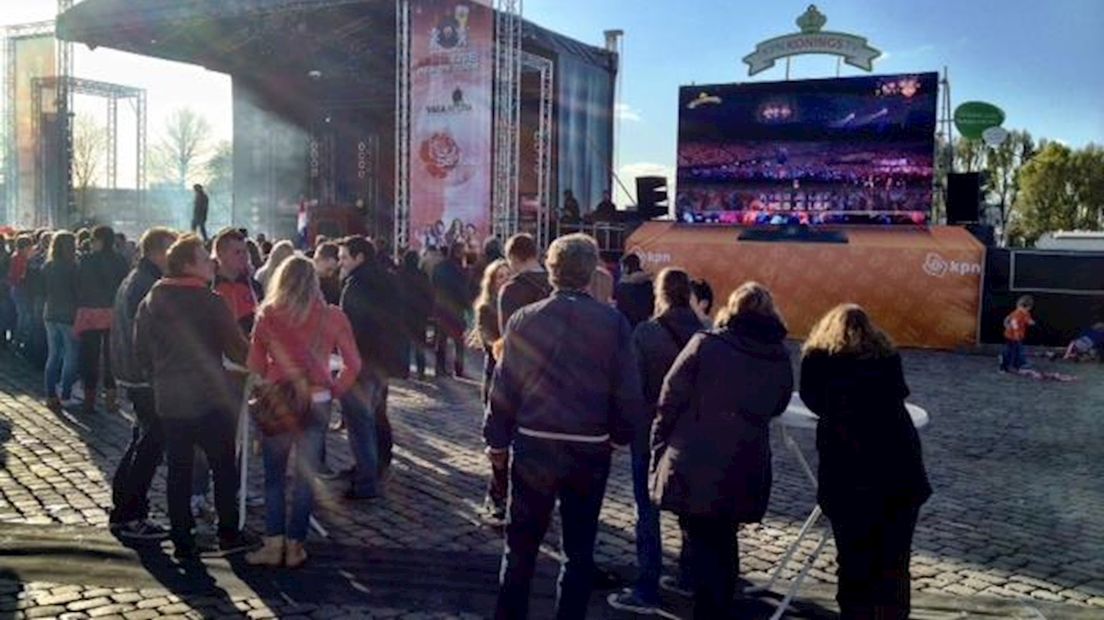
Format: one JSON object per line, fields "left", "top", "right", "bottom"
{"left": 947, "top": 172, "right": 982, "bottom": 224}
{"left": 636, "top": 176, "right": 669, "bottom": 219}
{"left": 965, "top": 223, "right": 996, "bottom": 246}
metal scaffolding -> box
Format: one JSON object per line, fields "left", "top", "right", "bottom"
{"left": 31, "top": 76, "right": 146, "bottom": 227}
{"left": 2, "top": 20, "right": 55, "bottom": 226}
{"left": 522, "top": 51, "right": 553, "bottom": 249}
{"left": 492, "top": 0, "right": 523, "bottom": 241}
{"left": 393, "top": 0, "right": 411, "bottom": 254}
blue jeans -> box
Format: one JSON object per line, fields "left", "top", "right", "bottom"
{"left": 340, "top": 376, "right": 382, "bottom": 496}
{"left": 44, "top": 321, "right": 79, "bottom": 399}
{"left": 1001, "top": 340, "right": 1027, "bottom": 371}
{"left": 631, "top": 428, "right": 662, "bottom": 603}
{"left": 261, "top": 400, "right": 329, "bottom": 541}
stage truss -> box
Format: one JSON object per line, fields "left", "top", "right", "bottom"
{"left": 2, "top": 20, "right": 58, "bottom": 226}
{"left": 394, "top": 0, "right": 411, "bottom": 252}
{"left": 522, "top": 51, "right": 553, "bottom": 249}
{"left": 32, "top": 76, "right": 147, "bottom": 226}
{"left": 492, "top": 0, "right": 523, "bottom": 241}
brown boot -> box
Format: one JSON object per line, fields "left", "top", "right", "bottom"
{"left": 82, "top": 388, "right": 97, "bottom": 414}
{"left": 105, "top": 389, "right": 119, "bottom": 413}
{"left": 284, "top": 539, "right": 308, "bottom": 568}
{"left": 245, "top": 536, "right": 284, "bottom": 567}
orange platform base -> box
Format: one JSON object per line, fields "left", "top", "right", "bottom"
{"left": 625, "top": 223, "right": 985, "bottom": 349}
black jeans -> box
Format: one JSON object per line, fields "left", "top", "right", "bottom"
{"left": 495, "top": 436, "right": 611, "bottom": 620}
{"left": 192, "top": 219, "right": 208, "bottom": 242}
{"left": 434, "top": 327, "right": 464, "bottom": 377}
{"left": 681, "top": 514, "right": 739, "bottom": 620}
{"left": 829, "top": 501, "right": 920, "bottom": 620}
{"left": 80, "top": 329, "right": 115, "bottom": 392}
{"left": 110, "top": 387, "right": 164, "bottom": 524}
{"left": 162, "top": 410, "right": 239, "bottom": 545}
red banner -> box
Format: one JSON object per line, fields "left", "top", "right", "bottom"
{"left": 409, "top": 0, "right": 494, "bottom": 253}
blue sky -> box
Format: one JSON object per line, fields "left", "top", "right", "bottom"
{"left": 525, "top": 0, "right": 1104, "bottom": 200}
{"left": 3, "top": 0, "right": 1102, "bottom": 199}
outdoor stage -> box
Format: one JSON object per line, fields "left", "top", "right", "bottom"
{"left": 56, "top": 0, "right": 618, "bottom": 248}
{"left": 626, "top": 222, "right": 986, "bottom": 349}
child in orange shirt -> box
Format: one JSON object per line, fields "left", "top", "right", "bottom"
{"left": 1001, "top": 295, "right": 1035, "bottom": 372}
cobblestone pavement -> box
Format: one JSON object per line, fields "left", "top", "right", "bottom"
{"left": 1, "top": 347, "right": 1102, "bottom": 618}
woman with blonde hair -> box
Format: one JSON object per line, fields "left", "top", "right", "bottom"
{"left": 255, "top": 240, "right": 295, "bottom": 292}
{"left": 245, "top": 256, "right": 362, "bottom": 567}
{"left": 800, "top": 304, "right": 930, "bottom": 619}
{"left": 650, "top": 281, "right": 793, "bottom": 619}
{"left": 469, "top": 257, "right": 511, "bottom": 525}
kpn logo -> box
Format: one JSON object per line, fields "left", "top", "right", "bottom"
{"left": 923, "top": 253, "right": 981, "bottom": 278}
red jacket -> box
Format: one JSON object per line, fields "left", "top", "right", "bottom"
{"left": 248, "top": 302, "right": 362, "bottom": 398}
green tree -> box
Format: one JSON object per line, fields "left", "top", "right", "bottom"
{"left": 71, "top": 113, "right": 108, "bottom": 219}
{"left": 1071, "top": 145, "right": 1104, "bottom": 228}
{"left": 1011, "top": 142, "right": 1081, "bottom": 243}
{"left": 985, "top": 129, "right": 1035, "bottom": 244}
{"left": 955, "top": 137, "right": 987, "bottom": 173}
{"left": 150, "top": 107, "right": 212, "bottom": 189}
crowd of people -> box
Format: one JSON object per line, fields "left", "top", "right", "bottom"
{"left": 1, "top": 223, "right": 932, "bottom": 619}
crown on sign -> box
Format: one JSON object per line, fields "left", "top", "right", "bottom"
{"left": 796, "top": 5, "right": 828, "bottom": 33}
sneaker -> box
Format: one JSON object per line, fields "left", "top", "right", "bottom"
{"left": 46, "top": 397, "right": 62, "bottom": 412}
{"left": 659, "top": 575, "right": 693, "bottom": 598}
{"left": 607, "top": 588, "right": 659, "bottom": 614}
{"left": 112, "top": 520, "right": 169, "bottom": 541}
{"left": 217, "top": 530, "right": 261, "bottom": 555}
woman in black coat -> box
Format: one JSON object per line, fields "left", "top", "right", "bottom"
{"left": 650, "top": 282, "right": 793, "bottom": 619}
{"left": 800, "top": 304, "right": 931, "bottom": 620}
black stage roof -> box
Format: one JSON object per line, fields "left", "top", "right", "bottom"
{"left": 57, "top": 0, "right": 616, "bottom": 85}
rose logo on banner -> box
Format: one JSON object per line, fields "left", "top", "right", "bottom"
{"left": 742, "top": 5, "right": 882, "bottom": 77}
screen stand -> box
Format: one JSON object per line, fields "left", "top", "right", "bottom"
{"left": 738, "top": 225, "right": 850, "bottom": 244}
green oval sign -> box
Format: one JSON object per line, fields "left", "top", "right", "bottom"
{"left": 954, "top": 101, "right": 1005, "bottom": 140}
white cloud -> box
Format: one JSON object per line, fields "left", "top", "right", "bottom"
{"left": 616, "top": 162, "right": 676, "bottom": 206}
{"left": 615, "top": 103, "right": 643, "bottom": 123}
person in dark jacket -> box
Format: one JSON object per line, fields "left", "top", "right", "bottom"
{"left": 485, "top": 233, "right": 645, "bottom": 620}
{"left": 399, "top": 250, "right": 433, "bottom": 379}
{"left": 470, "top": 257, "right": 511, "bottom": 525}
{"left": 431, "top": 242, "right": 470, "bottom": 378}
{"left": 608, "top": 268, "right": 703, "bottom": 614}
{"left": 800, "top": 304, "right": 931, "bottom": 620}
{"left": 614, "top": 253, "right": 654, "bottom": 329}
{"left": 336, "top": 236, "right": 397, "bottom": 499}
{"left": 108, "top": 227, "right": 177, "bottom": 540}
{"left": 497, "top": 233, "right": 551, "bottom": 334}
{"left": 42, "top": 231, "right": 80, "bottom": 411}
{"left": 75, "top": 226, "right": 131, "bottom": 414}
{"left": 134, "top": 234, "right": 255, "bottom": 560}
{"left": 313, "top": 241, "right": 342, "bottom": 305}
{"left": 192, "top": 184, "right": 210, "bottom": 241}
{"left": 650, "top": 282, "right": 793, "bottom": 619}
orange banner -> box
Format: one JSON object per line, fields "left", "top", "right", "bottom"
{"left": 626, "top": 223, "right": 985, "bottom": 349}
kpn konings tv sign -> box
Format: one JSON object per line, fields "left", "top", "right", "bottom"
{"left": 742, "top": 5, "right": 882, "bottom": 76}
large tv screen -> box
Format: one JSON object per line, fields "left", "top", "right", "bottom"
{"left": 676, "top": 73, "right": 939, "bottom": 226}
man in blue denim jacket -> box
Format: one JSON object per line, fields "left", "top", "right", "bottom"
{"left": 484, "top": 233, "right": 645, "bottom": 619}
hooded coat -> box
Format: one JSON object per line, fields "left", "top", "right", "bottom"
{"left": 650, "top": 314, "right": 793, "bottom": 521}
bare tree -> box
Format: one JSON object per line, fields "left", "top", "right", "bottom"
{"left": 151, "top": 107, "right": 212, "bottom": 188}
{"left": 72, "top": 113, "right": 108, "bottom": 217}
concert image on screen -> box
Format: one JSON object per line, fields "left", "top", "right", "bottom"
{"left": 676, "top": 73, "right": 939, "bottom": 227}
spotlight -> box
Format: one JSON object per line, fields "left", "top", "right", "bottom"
{"left": 308, "top": 70, "right": 323, "bottom": 80}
